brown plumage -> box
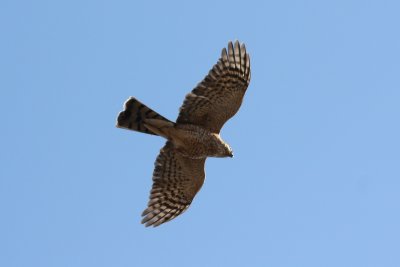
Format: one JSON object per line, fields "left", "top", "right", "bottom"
{"left": 116, "top": 41, "right": 251, "bottom": 227}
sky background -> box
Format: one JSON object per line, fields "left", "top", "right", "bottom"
{"left": 1, "top": 0, "right": 400, "bottom": 266}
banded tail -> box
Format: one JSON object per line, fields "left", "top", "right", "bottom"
{"left": 116, "top": 97, "right": 174, "bottom": 136}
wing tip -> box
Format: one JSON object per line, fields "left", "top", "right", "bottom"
{"left": 220, "top": 40, "right": 250, "bottom": 79}
{"left": 221, "top": 40, "right": 249, "bottom": 57}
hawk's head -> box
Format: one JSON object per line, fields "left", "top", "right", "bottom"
{"left": 223, "top": 143, "right": 234, "bottom": 158}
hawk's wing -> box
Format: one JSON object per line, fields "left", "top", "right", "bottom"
{"left": 177, "top": 41, "right": 251, "bottom": 133}
{"left": 141, "top": 142, "right": 206, "bottom": 227}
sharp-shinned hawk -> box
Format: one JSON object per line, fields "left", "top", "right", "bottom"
{"left": 116, "top": 41, "right": 251, "bottom": 227}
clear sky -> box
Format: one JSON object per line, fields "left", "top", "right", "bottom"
{"left": 1, "top": 0, "right": 400, "bottom": 266}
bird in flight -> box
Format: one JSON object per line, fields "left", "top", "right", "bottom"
{"left": 116, "top": 41, "right": 251, "bottom": 227}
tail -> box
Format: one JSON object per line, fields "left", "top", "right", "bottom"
{"left": 116, "top": 97, "right": 174, "bottom": 136}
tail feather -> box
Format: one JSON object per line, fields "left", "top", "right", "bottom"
{"left": 116, "top": 97, "right": 173, "bottom": 136}
{"left": 142, "top": 119, "right": 175, "bottom": 138}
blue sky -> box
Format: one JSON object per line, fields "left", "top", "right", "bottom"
{"left": 1, "top": 0, "right": 400, "bottom": 266}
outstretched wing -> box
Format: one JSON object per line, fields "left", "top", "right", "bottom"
{"left": 141, "top": 142, "right": 206, "bottom": 227}
{"left": 177, "top": 41, "right": 251, "bottom": 133}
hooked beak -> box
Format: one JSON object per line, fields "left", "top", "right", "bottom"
{"left": 229, "top": 152, "right": 234, "bottom": 158}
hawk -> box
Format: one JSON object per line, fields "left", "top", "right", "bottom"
{"left": 116, "top": 41, "right": 251, "bottom": 227}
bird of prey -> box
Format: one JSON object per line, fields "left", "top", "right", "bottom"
{"left": 116, "top": 41, "right": 251, "bottom": 227}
